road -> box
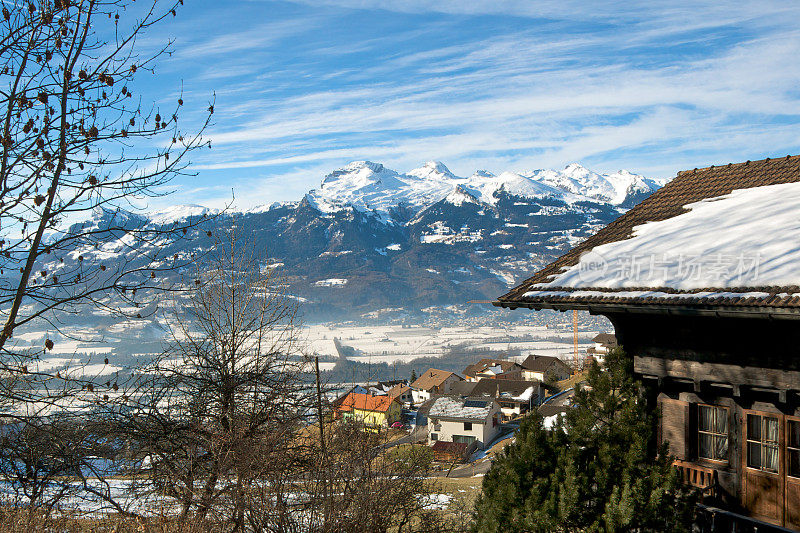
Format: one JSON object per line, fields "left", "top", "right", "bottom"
{"left": 445, "top": 457, "right": 494, "bottom": 478}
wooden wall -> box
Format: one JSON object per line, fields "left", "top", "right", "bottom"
{"left": 605, "top": 310, "right": 800, "bottom": 528}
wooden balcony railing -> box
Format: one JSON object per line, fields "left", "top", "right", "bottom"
{"left": 673, "top": 459, "right": 717, "bottom": 499}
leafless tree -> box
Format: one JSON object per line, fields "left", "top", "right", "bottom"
{"left": 0, "top": 0, "right": 213, "bottom": 509}
{"left": 119, "top": 229, "right": 314, "bottom": 530}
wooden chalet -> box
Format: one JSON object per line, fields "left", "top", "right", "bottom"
{"left": 495, "top": 155, "right": 800, "bottom": 530}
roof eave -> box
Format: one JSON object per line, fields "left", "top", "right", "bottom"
{"left": 430, "top": 415, "right": 491, "bottom": 423}
{"left": 493, "top": 299, "right": 800, "bottom": 320}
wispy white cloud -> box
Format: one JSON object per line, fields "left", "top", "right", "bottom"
{"left": 142, "top": 0, "right": 800, "bottom": 210}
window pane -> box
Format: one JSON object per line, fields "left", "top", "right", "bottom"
{"left": 699, "top": 433, "right": 713, "bottom": 459}
{"left": 699, "top": 406, "right": 713, "bottom": 432}
{"left": 789, "top": 449, "right": 800, "bottom": 478}
{"left": 748, "top": 442, "right": 762, "bottom": 469}
{"left": 715, "top": 408, "right": 728, "bottom": 434}
{"left": 714, "top": 435, "right": 728, "bottom": 460}
{"left": 765, "top": 417, "right": 779, "bottom": 443}
{"left": 748, "top": 415, "right": 762, "bottom": 441}
{"left": 790, "top": 421, "right": 800, "bottom": 448}
{"left": 764, "top": 444, "right": 779, "bottom": 472}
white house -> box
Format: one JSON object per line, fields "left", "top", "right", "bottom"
{"left": 587, "top": 333, "right": 617, "bottom": 364}
{"left": 427, "top": 396, "right": 502, "bottom": 449}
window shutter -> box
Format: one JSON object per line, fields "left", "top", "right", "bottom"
{"left": 659, "top": 398, "right": 690, "bottom": 460}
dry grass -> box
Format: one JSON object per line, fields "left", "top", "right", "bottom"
{"left": 435, "top": 477, "right": 483, "bottom": 503}
{"left": 554, "top": 369, "right": 588, "bottom": 392}
{"left": 0, "top": 508, "right": 228, "bottom": 532}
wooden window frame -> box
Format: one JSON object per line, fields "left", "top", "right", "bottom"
{"left": 697, "top": 403, "right": 730, "bottom": 464}
{"left": 787, "top": 416, "right": 800, "bottom": 480}
{"left": 745, "top": 412, "right": 781, "bottom": 474}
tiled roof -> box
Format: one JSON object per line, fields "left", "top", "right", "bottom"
{"left": 464, "top": 359, "right": 522, "bottom": 377}
{"left": 337, "top": 392, "right": 399, "bottom": 413}
{"left": 470, "top": 379, "right": 539, "bottom": 401}
{"left": 537, "top": 405, "right": 569, "bottom": 418}
{"left": 592, "top": 333, "right": 617, "bottom": 346}
{"left": 387, "top": 383, "right": 411, "bottom": 398}
{"left": 521, "top": 355, "right": 569, "bottom": 373}
{"left": 450, "top": 381, "right": 478, "bottom": 396}
{"left": 428, "top": 396, "right": 497, "bottom": 421}
{"left": 412, "top": 368, "right": 460, "bottom": 391}
{"left": 496, "top": 155, "right": 800, "bottom": 313}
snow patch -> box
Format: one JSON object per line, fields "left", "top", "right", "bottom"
{"left": 314, "top": 278, "right": 348, "bottom": 287}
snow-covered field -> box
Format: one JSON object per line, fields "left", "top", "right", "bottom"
{"left": 303, "top": 322, "right": 597, "bottom": 366}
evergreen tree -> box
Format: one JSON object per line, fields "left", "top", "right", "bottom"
{"left": 411, "top": 369, "right": 417, "bottom": 383}
{"left": 472, "top": 348, "right": 697, "bottom": 533}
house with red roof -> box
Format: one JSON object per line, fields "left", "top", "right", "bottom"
{"left": 335, "top": 391, "right": 402, "bottom": 429}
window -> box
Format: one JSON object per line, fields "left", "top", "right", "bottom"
{"left": 746, "top": 413, "right": 779, "bottom": 473}
{"left": 464, "top": 422, "right": 472, "bottom": 431}
{"left": 453, "top": 435, "right": 476, "bottom": 445}
{"left": 430, "top": 433, "right": 438, "bottom": 441}
{"left": 698, "top": 405, "right": 729, "bottom": 462}
{"left": 788, "top": 419, "right": 800, "bottom": 478}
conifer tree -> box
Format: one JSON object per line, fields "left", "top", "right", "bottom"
{"left": 472, "top": 348, "right": 697, "bottom": 533}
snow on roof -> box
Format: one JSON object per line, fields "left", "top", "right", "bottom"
{"left": 428, "top": 396, "right": 497, "bottom": 421}
{"left": 537, "top": 181, "right": 800, "bottom": 291}
{"left": 500, "top": 385, "right": 537, "bottom": 402}
{"left": 485, "top": 364, "right": 504, "bottom": 374}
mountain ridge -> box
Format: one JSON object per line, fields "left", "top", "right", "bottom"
{"left": 47, "top": 161, "right": 666, "bottom": 323}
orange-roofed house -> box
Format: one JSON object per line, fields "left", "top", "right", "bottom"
{"left": 335, "top": 392, "right": 402, "bottom": 429}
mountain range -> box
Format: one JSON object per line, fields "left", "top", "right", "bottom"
{"left": 64, "top": 161, "right": 666, "bottom": 323}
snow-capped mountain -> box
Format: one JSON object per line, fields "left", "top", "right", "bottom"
{"left": 43, "top": 161, "right": 664, "bottom": 323}
{"left": 307, "top": 160, "right": 660, "bottom": 217}
{"left": 527, "top": 163, "right": 665, "bottom": 207}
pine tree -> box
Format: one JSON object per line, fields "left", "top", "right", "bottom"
{"left": 411, "top": 369, "right": 417, "bottom": 383}
{"left": 472, "top": 348, "right": 697, "bottom": 533}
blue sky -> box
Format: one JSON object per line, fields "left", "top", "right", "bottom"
{"left": 139, "top": 0, "right": 800, "bottom": 210}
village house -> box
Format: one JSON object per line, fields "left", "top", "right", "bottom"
{"left": 427, "top": 396, "right": 502, "bottom": 449}
{"left": 591, "top": 333, "right": 618, "bottom": 355}
{"left": 586, "top": 333, "right": 618, "bottom": 364}
{"left": 386, "top": 382, "right": 414, "bottom": 406}
{"left": 335, "top": 391, "right": 402, "bottom": 429}
{"left": 495, "top": 155, "right": 800, "bottom": 530}
{"left": 463, "top": 359, "right": 525, "bottom": 381}
{"left": 411, "top": 368, "right": 463, "bottom": 403}
{"left": 452, "top": 379, "right": 543, "bottom": 421}
{"left": 519, "top": 354, "right": 573, "bottom": 383}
